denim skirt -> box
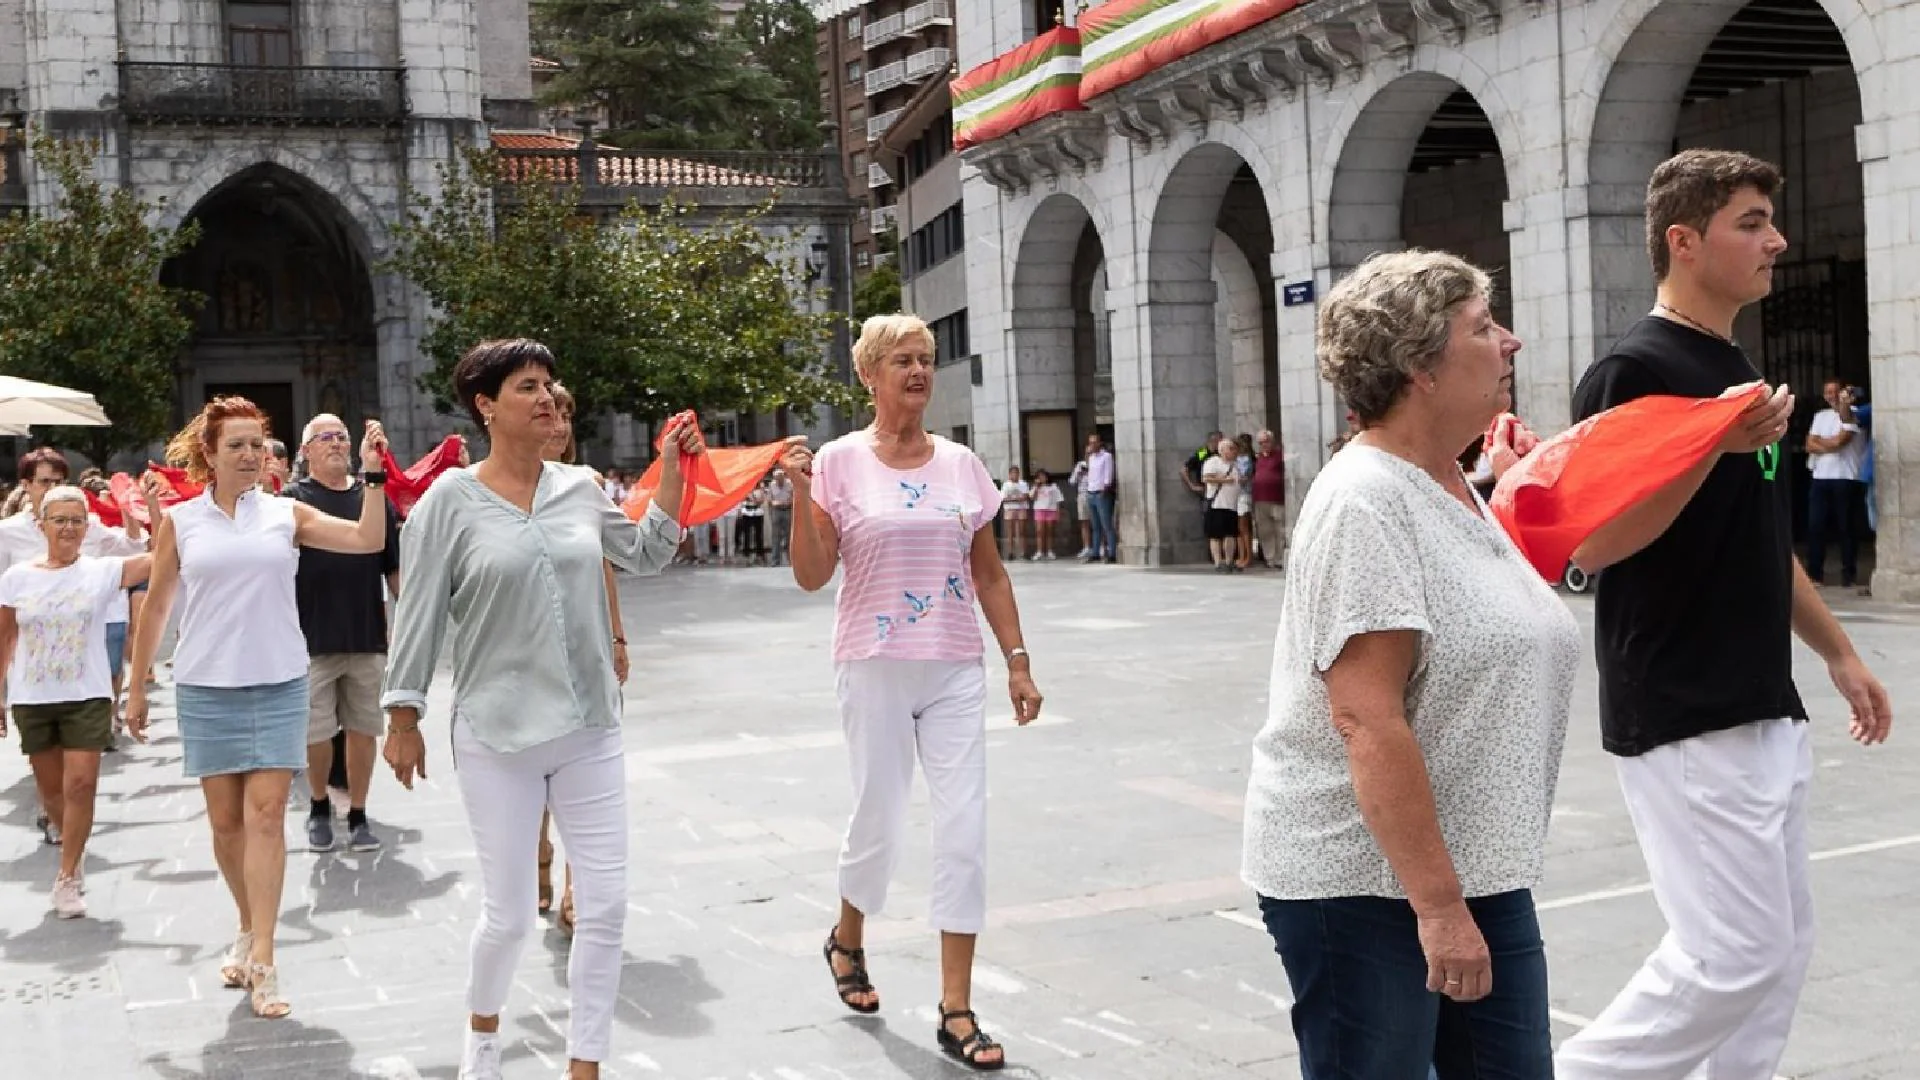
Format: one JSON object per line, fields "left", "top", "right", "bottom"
{"left": 175, "top": 676, "right": 310, "bottom": 779}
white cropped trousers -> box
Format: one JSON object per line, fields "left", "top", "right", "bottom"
{"left": 1556, "top": 718, "right": 1815, "bottom": 1080}
{"left": 454, "top": 717, "right": 628, "bottom": 1063}
{"left": 834, "top": 659, "right": 989, "bottom": 933}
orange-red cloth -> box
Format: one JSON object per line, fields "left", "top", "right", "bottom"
{"left": 380, "top": 435, "right": 467, "bottom": 517}
{"left": 1489, "top": 387, "right": 1765, "bottom": 580}
{"left": 622, "top": 411, "right": 786, "bottom": 527}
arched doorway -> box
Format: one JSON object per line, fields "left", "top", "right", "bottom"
{"left": 1586, "top": 0, "right": 1869, "bottom": 557}
{"left": 1328, "top": 73, "right": 1514, "bottom": 406}
{"left": 161, "top": 164, "right": 379, "bottom": 452}
{"left": 1010, "top": 193, "right": 1109, "bottom": 554}
{"left": 1142, "top": 144, "right": 1277, "bottom": 565}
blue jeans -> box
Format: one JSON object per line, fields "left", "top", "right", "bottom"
{"left": 1086, "top": 489, "right": 1116, "bottom": 559}
{"left": 1259, "top": 890, "right": 1553, "bottom": 1080}
{"left": 1804, "top": 477, "right": 1861, "bottom": 585}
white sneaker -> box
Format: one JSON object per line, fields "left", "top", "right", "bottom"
{"left": 459, "top": 1029, "right": 503, "bottom": 1080}
{"left": 52, "top": 873, "right": 85, "bottom": 919}
{"left": 1044, "top": 552, "right": 1057, "bottom": 561}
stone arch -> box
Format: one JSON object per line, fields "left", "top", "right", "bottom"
{"left": 1320, "top": 69, "right": 1518, "bottom": 275}
{"left": 1010, "top": 191, "right": 1104, "bottom": 313}
{"left": 1315, "top": 54, "right": 1522, "bottom": 220}
{"left": 1135, "top": 140, "right": 1279, "bottom": 564}
{"left": 1212, "top": 230, "right": 1265, "bottom": 436}
{"left": 157, "top": 145, "right": 390, "bottom": 268}
{"left": 1573, "top": 0, "right": 1881, "bottom": 192}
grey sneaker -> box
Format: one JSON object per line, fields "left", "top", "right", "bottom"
{"left": 348, "top": 820, "right": 381, "bottom": 853}
{"left": 307, "top": 813, "right": 335, "bottom": 853}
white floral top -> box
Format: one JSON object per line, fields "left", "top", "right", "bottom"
{"left": 1241, "top": 445, "right": 1581, "bottom": 900}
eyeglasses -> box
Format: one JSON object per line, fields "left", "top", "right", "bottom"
{"left": 44, "top": 516, "right": 87, "bottom": 529}
{"left": 309, "top": 432, "right": 350, "bottom": 444}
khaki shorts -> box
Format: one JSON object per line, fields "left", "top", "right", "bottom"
{"left": 307, "top": 654, "right": 386, "bottom": 744}
{"left": 14, "top": 698, "right": 113, "bottom": 755}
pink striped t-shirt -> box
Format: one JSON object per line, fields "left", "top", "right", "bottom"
{"left": 813, "top": 433, "right": 1002, "bottom": 663}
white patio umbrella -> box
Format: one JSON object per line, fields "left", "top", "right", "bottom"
{"left": 0, "top": 375, "right": 112, "bottom": 429}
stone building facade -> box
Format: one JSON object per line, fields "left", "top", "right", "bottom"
{"left": 954, "top": 0, "right": 1920, "bottom": 601}
{"left": 2, "top": 0, "right": 534, "bottom": 458}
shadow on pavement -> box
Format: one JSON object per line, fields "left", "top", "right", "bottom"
{"left": 853, "top": 1016, "right": 1047, "bottom": 1079}
{"left": 145, "top": 1000, "right": 360, "bottom": 1080}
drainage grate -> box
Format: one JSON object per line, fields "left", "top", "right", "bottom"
{"left": 1, "top": 969, "right": 119, "bottom": 1006}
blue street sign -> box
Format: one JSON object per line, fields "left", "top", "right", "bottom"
{"left": 1282, "top": 281, "right": 1316, "bottom": 307}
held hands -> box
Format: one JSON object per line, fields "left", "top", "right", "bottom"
{"left": 360, "top": 420, "right": 389, "bottom": 474}
{"left": 1718, "top": 382, "right": 1794, "bottom": 454}
{"left": 1009, "top": 668, "right": 1043, "bottom": 725}
{"left": 1484, "top": 413, "right": 1542, "bottom": 481}
{"left": 1829, "top": 654, "right": 1893, "bottom": 746}
{"left": 778, "top": 437, "right": 815, "bottom": 492}
{"left": 383, "top": 710, "right": 427, "bottom": 789}
{"left": 656, "top": 412, "right": 708, "bottom": 491}
{"left": 1418, "top": 900, "right": 1493, "bottom": 1002}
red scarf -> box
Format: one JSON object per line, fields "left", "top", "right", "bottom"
{"left": 621, "top": 410, "right": 786, "bottom": 527}
{"left": 1489, "top": 386, "right": 1766, "bottom": 580}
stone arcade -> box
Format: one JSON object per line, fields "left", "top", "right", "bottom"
{"left": 953, "top": 0, "right": 1920, "bottom": 599}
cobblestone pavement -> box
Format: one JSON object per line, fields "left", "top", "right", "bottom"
{"left": 0, "top": 563, "right": 1915, "bottom": 1079}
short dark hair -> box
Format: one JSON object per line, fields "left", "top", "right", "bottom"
{"left": 17, "top": 447, "right": 69, "bottom": 482}
{"left": 453, "top": 339, "right": 557, "bottom": 429}
{"left": 1646, "top": 149, "right": 1782, "bottom": 281}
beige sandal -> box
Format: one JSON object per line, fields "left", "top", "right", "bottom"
{"left": 220, "top": 930, "right": 255, "bottom": 989}
{"left": 247, "top": 961, "right": 292, "bottom": 1019}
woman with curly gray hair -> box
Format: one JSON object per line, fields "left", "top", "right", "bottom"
{"left": 1239, "top": 249, "right": 1580, "bottom": 1078}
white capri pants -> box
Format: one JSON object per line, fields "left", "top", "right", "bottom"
{"left": 454, "top": 717, "right": 628, "bottom": 1063}
{"left": 835, "top": 659, "right": 989, "bottom": 934}
{"left": 1556, "top": 718, "right": 1815, "bottom": 1080}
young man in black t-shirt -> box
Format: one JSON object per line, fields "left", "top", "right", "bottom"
{"left": 286, "top": 414, "right": 402, "bottom": 854}
{"left": 1555, "top": 151, "right": 1892, "bottom": 1079}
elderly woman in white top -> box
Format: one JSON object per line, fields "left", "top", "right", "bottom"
{"left": 0, "top": 483, "right": 157, "bottom": 919}
{"left": 126, "top": 396, "right": 390, "bottom": 1019}
{"left": 1240, "top": 250, "right": 1578, "bottom": 1079}
{"left": 381, "top": 340, "right": 695, "bottom": 1080}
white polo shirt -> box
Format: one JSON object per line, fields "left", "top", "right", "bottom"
{"left": 169, "top": 487, "right": 309, "bottom": 687}
{"left": 1807, "top": 408, "right": 1863, "bottom": 482}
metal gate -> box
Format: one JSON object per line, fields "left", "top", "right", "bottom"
{"left": 1756, "top": 257, "right": 1869, "bottom": 535}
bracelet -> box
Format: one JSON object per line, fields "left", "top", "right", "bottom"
{"left": 363, "top": 470, "right": 388, "bottom": 487}
{"left": 1006, "top": 646, "right": 1030, "bottom": 664}
{"left": 612, "top": 636, "right": 627, "bottom": 646}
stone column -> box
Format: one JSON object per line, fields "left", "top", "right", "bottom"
{"left": 1013, "top": 307, "right": 1077, "bottom": 412}
{"left": 1504, "top": 189, "right": 1582, "bottom": 434}
{"left": 962, "top": 170, "right": 1017, "bottom": 477}
{"left": 1857, "top": 107, "right": 1920, "bottom": 602}
{"left": 22, "top": 0, "right": 120, "bottom": 197}
{"left": 1116, "top": 279, "right": 1218, "bottom": 565}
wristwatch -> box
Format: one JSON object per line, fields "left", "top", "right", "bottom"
{"left": 363, "top": 470, "right": 388, "bottom": 487}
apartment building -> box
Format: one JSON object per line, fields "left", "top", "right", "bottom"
{"left": 814, "top": 0, "right": 972, "bottom": 442}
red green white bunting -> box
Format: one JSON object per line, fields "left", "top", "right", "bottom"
{"left": 1080, "top": 0, "right": 1307, "bottom": 100}
{"left": 952, "top": 26, "right": 1084, "bottom": 151}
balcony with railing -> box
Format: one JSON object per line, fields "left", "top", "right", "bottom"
{"left": 902, "top": 0, "right": 954, "bottom": 35}
{"left": 865, "top": 59, "right": 908, "bottom": 95}
{"left": 497, "top": 145, "right": 835, "bottom": 190}
{"left": 867, "top": 107, "right": 905, "bottom": 142}
{"left": 117, "top": 62, "right": 408, "bottom": 126}
{"left": 863, "top": 11, "right": 905, "bottom": 49}
{"left": 868, "top": 161, "right": 893, "bottom": 188}
{"left": 871, "top": 204, "right": 898, "bottom": 233}
{"left": 905, "top": 46, "right": 952, "bottom": 82}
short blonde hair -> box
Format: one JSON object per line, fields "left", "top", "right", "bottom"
{"left": 40, "top": 485, "right": 89, "bottom": 516}
{"left": 1317, "top": 250, "right": 1493, "bottom": 425}
{"left": 852, "top": 314, "right": 936, "bottom": 380}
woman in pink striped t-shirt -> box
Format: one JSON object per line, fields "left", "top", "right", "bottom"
{"left": 782, "top": 314, "right": 1043, "bottom": 1072}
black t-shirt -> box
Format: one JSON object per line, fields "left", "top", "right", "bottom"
{"left": 1184, "top": 449, "right": 1210, "bottom": 499}
{"left": 1572, "top": 316, "right": 1807, "bottom": 756}
{"left": 284, "top": 477, "right": 402, "bottom": 655}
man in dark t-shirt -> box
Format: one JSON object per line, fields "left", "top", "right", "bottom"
{"left": 1555, "top": 151, "right": 1892, "bottom": 1079}
{"left": 285, "top": 414, "right": 401, "bottom": 854}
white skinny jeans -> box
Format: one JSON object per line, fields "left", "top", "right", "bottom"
{"left": 454, "top": 717, "right": 628, "bottom": 1063}
{"left": 835, "top": 659, "right": 989, "bottom": 933}
{"left": 1557, "top": 718, "right": 1815, "bottom": 1080}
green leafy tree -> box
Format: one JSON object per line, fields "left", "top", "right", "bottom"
{"left": 534, "top": 0, "right": 789, "bottom": 151}
{"left": 733, "top": 0, "right": 826, "bottom": 150}
{"left": 853, "top": 259, "right": 902, "bottom": 322}
{"left": 0, "top": 132, "right": 201, "bottom": 464}
{"left": 384, "top": 149, "right": 859, "bottom": 431}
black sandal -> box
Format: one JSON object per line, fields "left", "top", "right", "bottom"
{"left": 936, "top": 1004, "right": 1006, "bottom": 1071}
{"left": 822, "top": 928, "right": 880, "bottom": 1014}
